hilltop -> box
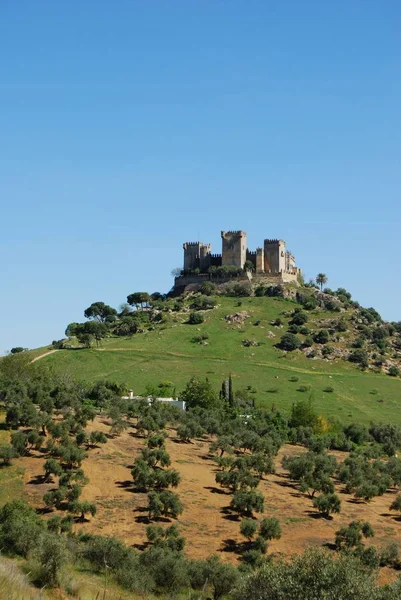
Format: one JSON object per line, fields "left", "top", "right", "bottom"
{"left": 32, "top": 281, "right": 401, "bottom": 425}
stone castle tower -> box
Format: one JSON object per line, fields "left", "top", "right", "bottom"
{"left": 181, "top": 229, "right": 299, "bottom": 279}
{"left": 221, "top": 231, "right": 247, "bottom": 268}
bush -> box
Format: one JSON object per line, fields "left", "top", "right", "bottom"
{"left": 265, "top": 285, "right": 285, "bottom": 298}
{"left": 0, "top": 500, "right": 44, "bottom": 556}
{"left": 139, "top": 546, "right": 189, "bottom": 594}
{"left": 233, "top": 547, "right": 381, "bottom": 600}
{"left": 83, "top": 535, "right": 132, "bottom": 571}
{"left": 0, "top": 444, "right": 16, "bottom": 465}
{"left": 313, "top": 329, "right": 330, "bottom": 344}
{"left": 296, "top": 291, "right": 318, "bottom": 310}
{"left": 29, "top": 532, "right": 70, "bottom": 587}
{"left": 200, "top": 281, "right": 216, "bottom": 296}
{"left": 322, "top": 345, "right": 334, "bottom": 357}
{"left": 389, "top": 366, "right": 400, "bottom": 377}
{"left": 188, "top": 312, "right": 204, "bottom": 324}
{"left": 255, "top": 285, "right": 266, "bottom": 297}
{"left": 289, "top": 398, "right": 317, "bottom": 428}
{"left": 290, "top": 310, "right": 308, "bottom": 326}
{"left": 191, "top": 296, "right": 217, "bottom": 310}
{"left": 348, "top": 349, "right": 369, "bottom": 368}
{"left": 278, "top": 333, "right": 301, "bottom": 351}
{"left": 323, "top": 298, "right": 341, "bottom": 312}
{"left": 191, "top": 333, "right": 209, "bottom": 343}
{"left": 380, "top": 542, "right": 399, "bottom": 567}
{"left": 336, "top": 318, "right": 348, "bottom": 332}
{"left": 296, "top": 385, "right": 311, "bottom": 393}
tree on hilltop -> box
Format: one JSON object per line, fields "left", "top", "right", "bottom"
{"left": 316, "top": 273, "right": 328, "bottom": 291}
{"left": 84, "top": 301, "right": 117, "bottom": 323}
{"left": 127, "top": 292, "right": 151, "bottom": 309}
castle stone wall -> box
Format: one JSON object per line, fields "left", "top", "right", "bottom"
{"left": 174, "top": 270, "right": 298, "bottom": 289}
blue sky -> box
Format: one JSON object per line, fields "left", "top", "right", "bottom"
{"left": 1, "top": 1, "right": 400, "bottom": 353}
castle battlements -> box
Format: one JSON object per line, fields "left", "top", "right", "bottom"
{"left": 177, "top": 229, "right": 301, "bottom": 286}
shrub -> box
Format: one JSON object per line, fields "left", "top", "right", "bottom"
{"left": 303, "top": 336, "right": 314, "bottom": 348}
{"left": 289, "top": 397, "right": 317, "bottom": 428}
{"left": 379, "top": 542, "right": 399, "bottom": 567}
{"left": 191, "top": 296, "right": 216, "bottom": 310}
{"left": 313, "top": 329, "right": 329, "bottom": 344}
{"left": 188, "top": 312, "right": 204, "bottom": 325}
{"left": 296, "top": 385, "right": 311, "bottom": 393}
{"left": 336, "top": 318, "right": 348, "bottom": 332}
{"left": 278, "top": 333, "right": 301, "bottom": 351}
{"left": 83, "top": 535, "right": 132, "bottom": 572}
{"left": 348, "top": 349, "right": 369, "bottom": 368}
{"left": 233, "top": 547, "right": 380, "bottom": 600}
{"left": 0, "top": 444, "right": 16, "bottom": 465}
{"left": 225, "top": 283, "right": 252, "bottom": 297}
{"left": 296, "top": 291, "right": 318, "bottom": 310}
{"left": 323, "top": 298, "right": 341, "bottom": 312}
{"left": 322, "top": 345, "right": 334, "bottom": 357}
{"left": 191, "top": 333, "right": 209, "bottom": 343}
{"left": 389, "top": 366, "right": 400, "bottom": 377}
{"left": 29, "top": 532, "right": 70, "bottom": 587}
{"left": 290, "top": 310, "right": 308, "bottom": 326}
{"left": 203, "top": 555, "right": 240, "bottom": 600}
{"left": 200, "top": 281, "right": 216, "bottom": 296}
{"left": 0, "top": 500, "right": 44, "bottom": 556}
{"left": 265, "top": 285, "right": 285, "bottom": 298}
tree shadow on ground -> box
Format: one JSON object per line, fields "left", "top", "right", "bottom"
{"left": 132, "top": 541, "right": 149, "bottom": 551}
{"left": 220, "top": 506, "right": 240, "bottom": 522}
{"left": 305, "top": 510, "right": 333, "bottom": 520}
{"left": 204, "top": 486, "right": 230, "bottom": 495}
{"left": 323, "top": 542, "right": 337, "bottom": 551}
{"left": 36, "top": 506, "right": 53, "bottom": 515}
{"left": 221, "top": 539, "right": 252, "bottom": 555}
{"left": 28, "top": 474, "right": 47, "bottom": 485}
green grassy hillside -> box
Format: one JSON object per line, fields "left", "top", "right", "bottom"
{"left": 37, "top": 295, "right": 401, "bottom": 425}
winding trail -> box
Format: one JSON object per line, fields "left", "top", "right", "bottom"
{"left": 31, "top": 349, "right": 58, "bottom": 362}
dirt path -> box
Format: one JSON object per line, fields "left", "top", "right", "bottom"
{"left": 31, "top": 349, "right": 58, "bottom": 362}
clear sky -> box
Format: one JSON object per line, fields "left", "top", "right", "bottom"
{"left": 1, "top": 1, "right": 400, "bottom": 353}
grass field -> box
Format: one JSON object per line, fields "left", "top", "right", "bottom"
{"left": 34, "top": 295, "right": 401, "bottom": 425}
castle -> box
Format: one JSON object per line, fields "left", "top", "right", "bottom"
{"left": 175, "top": 230, "right": 301, "bottom": 288}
